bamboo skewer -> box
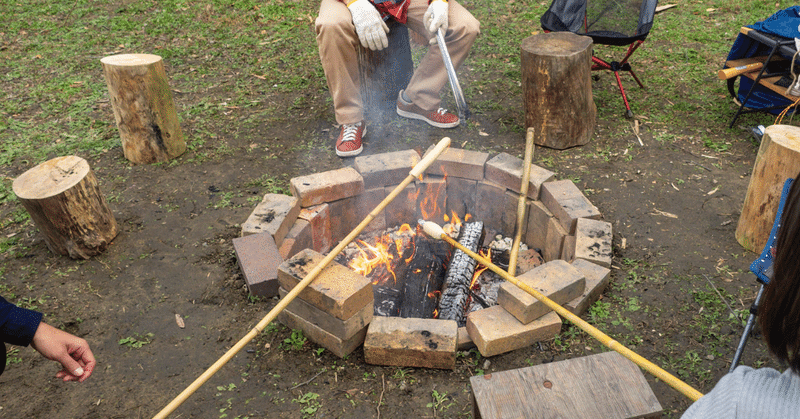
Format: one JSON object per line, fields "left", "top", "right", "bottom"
{"left": 420, "top": 221, "right": 704, "bottom": 402}
{"left": 508, "top": 127, "right": 535, "bottom": 276}
{"left": 152, "top": 138, "right": 452, "bottom": 419}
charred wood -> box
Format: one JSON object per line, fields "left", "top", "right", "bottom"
{"left": 399, "top": 235, "right": 450, "bottom": 319}
{"left": 438, "top": 221, "right": 485, "bottom": 326}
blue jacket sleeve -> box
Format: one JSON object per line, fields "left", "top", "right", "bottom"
{"left": 0, "top": 296, "right": 43, "bottom": 346}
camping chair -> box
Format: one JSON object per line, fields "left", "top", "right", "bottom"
{"left": 729, "top": 177, "right": 794, "bottom": 372}
{"left": 540, "top": 0, "right": 659, "bottom": 118}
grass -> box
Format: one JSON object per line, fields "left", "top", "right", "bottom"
{"left": 0, "top": 0, "right": 797, "bottom": 416}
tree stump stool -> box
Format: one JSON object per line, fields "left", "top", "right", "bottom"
{"left": 358, "top": 20, "right": 414, "bottom": 122}
{"left": 522, "top": 32, "right": 596, "bottom": 150}
{"left": 100, "top": 53, "right": 186, "bottom": 164}
{"left": 736, "top": 125, "right": 800, "bottom": 252}
{"left": 12, "top": 156, "right": 119, "bottom": 259}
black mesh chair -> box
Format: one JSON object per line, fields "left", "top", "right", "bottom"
{"left": 541, "top": 0, "right": 659, "bottom": 118}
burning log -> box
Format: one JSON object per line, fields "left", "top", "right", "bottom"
{"left": 437, "top": 221, "right": 485, "bottom": 325}
{"left": 399, "top": 234, "right": 451, "bottom": 319}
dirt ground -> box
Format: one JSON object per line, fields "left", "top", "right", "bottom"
{"left": 0, "top": 41, "right": 792, "bottom": 419}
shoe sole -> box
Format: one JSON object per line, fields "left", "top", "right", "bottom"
{"left": 396, "top": 107, "right": 459, "bottom": 129}
{"left": 336, "top": 126, "right": 365, "bottom": 157}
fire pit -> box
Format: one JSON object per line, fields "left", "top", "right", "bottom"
{"left": 236, "top": 146, "right": 613, "bottom": 369}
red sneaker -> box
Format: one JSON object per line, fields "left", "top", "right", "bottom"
{"left": 336, "top": 122, "right": 365, "bottom": 157}
{"left": 396, "top": 90, "right": 459, "bottom": 128}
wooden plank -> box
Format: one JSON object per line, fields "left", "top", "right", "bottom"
{"left": 725, "top": 56, "right": 794, "bottom": 100}
{"left": 470, "top": 351, "right": 662, "bottom": 419}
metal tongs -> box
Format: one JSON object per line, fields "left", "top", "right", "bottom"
{"left": 435, "top": 28, "right": 470, "bottom": 123}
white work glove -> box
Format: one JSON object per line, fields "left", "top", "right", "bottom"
{"left": 347, "top": 0, "right": 390, "bottom": 51}
{"left": 424, "top": 0, "right": 449, "bottom": 34}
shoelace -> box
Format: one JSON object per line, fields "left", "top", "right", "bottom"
{"left": 341, "top": 123, "right": 361, "bottom": 143}
{"left": 435, "top": 108, "right": 448, "bottom": 115}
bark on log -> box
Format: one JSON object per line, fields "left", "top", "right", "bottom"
{"left": 12, "top": 156, "right": 119, "bottom": 259}
{"left": 522, "top": 32, "right": 596, "bottom": 149}
{"left": 438, "top": 221, "right": 485, "bottom": 326}
{"left": 358, "top": 20, "right": 414, "bottom": 122}
{"left": 100, "top": 53, "right": 186, "bottom": 164}
{"left": 736, "top": 125, "right": 800, "bottom": 252}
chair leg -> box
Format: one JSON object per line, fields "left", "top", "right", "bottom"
{"left": 627, "top": 67, "right": 645, "bottom": 89}
{"left": 612, "top": 70, "right": 635, "bottom": 119}
{"left": 729, "top": 284, "right": 766, "bottom": 373}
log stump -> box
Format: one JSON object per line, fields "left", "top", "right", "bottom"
{"left": 736, "top": 125, "right": 800, "bottom": 252}
{"left": 12, "top": 156, "right": 119, "bottom": 259}
{"left": 100, "top": 53, "right": 186, "bottom": 164}
{"left": 522, "top": 32, "right": 596, "bottom": 150}
{"left": 358, "top": 20, "right": 415, "bottom": 122}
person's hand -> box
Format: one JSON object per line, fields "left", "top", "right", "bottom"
{"left": 30, "top": 322, "right": 96, "bottom": 382}
{"left": 347, "top": 0, "right": 390, "bottom": 51}
{"left": 424, "top": 0, "right": 449, "bottom": 34}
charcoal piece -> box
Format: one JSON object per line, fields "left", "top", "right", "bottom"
{"left": 438, "top": 221, "right": 485, "bottom": 326}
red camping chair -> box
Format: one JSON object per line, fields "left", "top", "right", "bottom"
{"left": 541, "top": 0, "right": 659, "bottom": 118}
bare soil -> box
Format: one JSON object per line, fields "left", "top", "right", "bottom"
{"left": 0, "top": 51, "right": 786, "bottom": 419}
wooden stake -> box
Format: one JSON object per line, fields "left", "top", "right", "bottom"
{"left": 151, "top": 138, "right": 452, "bottom": 419}
{"left": 508, "top": 128, "right": 535, "bottom": 276}
{"left": 12, "top": 156, "right": 118, "bottom": 259}
{"left": 101, "top": 53, "right": 186, "bottom": 164}
{"left": 420, "top": 221, "right": 704, "bottom": 402}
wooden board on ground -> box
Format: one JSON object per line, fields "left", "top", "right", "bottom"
{"left": 470, "top": 351, "right": 662, "bottom": 419}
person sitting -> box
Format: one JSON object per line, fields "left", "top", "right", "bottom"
{"left": 1, "top": 295, "right": 95, "bottom": 382}
{"left": 681, "top": 171, "right": 800, "bottom": 417}
{"left": 315, "top": 0, "right": 480, "bottom": 157}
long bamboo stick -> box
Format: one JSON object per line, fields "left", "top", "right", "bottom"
{"left": 420, "top": 221, "right": 704, "bottom": 402}
{"left": 152, "top": 138, "right": 452, "bottom": 419}
{"left": 508, "top": 127, "right": 535, "bottom": 276}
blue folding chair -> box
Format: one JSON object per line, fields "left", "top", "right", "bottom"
{"left": 729, "top": 178, "right": 794, "bottom": 372}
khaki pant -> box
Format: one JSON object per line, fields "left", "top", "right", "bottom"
{"left": 315, "top": 0, "right": 480, "bottom": 125}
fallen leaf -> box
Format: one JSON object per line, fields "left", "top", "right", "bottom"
{"left": 175, "top": 313, "right": 185, "bottom": 329}
{"left": 707, "top": 187, "right": 719, "bottom": 195}
{"left": 479, "top": 130, "right": 489, "bottom": 136}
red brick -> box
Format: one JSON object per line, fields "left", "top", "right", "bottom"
{"left": 475, "top": 181, "right": 517, "bottom": 238}
{"left": 290, "top": 167, "right": 364, "bottom": 207}
{"left": 299, "top": 204, "right": 332, "bottom": 254}
{"left": 241, "top": 194, "right": 301, "bottom": 246}
{"left": 232, "top": 232, "right": 283, "bottom": 297}
{"left": 279, "top": 288, "right": 372, "bottom": 341}
{"left": 543, "top": 216, "right": 568, "bottom": 262}
{"left": 525, "top": 200, "right": 552, "bottom": 251}
{"left": 466, "top": 306, "right": 561, "bottom": 357}
{"left": 561, "top": 235, "right": 576, "bottom": 263}
{"left": 574, "top": 218, "right": 613, "bottom": 268}
{"left": 354, "top": 187, "right": 387, "bottom": 234}
{"left": 423, "top": 145, "right": 489, "bottom": 181}
{"left": 384, "top": 183, "right": 416, "bottom": 228}
{"left": 277, "top": 249, "right": 373, "bottom": 320}
{"left": 445, "top": 177, "right": 477, "bottom": 219}
{"left": 415, "top": 175, "right": 447, "bottom": 224}
{"left": 278, "top": 219, "right": 312, "bottom": 260}
{"left": 484, "top": 153, "right": 555, "bottom": 200}
{"left": 457, "top": 326, "right": 476, "bottom": 350}
{"left": 497, "top": 260, "right": 585, "bottom": 324}
{"left": 566, "top": 259, "right": 612, "bottom": 315}
{"left": 278, "top": 307, "right": 367, "bottom": 358}
{"left": 354, "top": 149, "right": 420, "bottom": 190}
{"left": 364, "top": 316, "right": 458, "bottom": 370}
{"left": 327, "top": 196, "right": 358, "bottom": 244}
{"left": 540, "top": 180, "right": 601, "bottom": 234}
